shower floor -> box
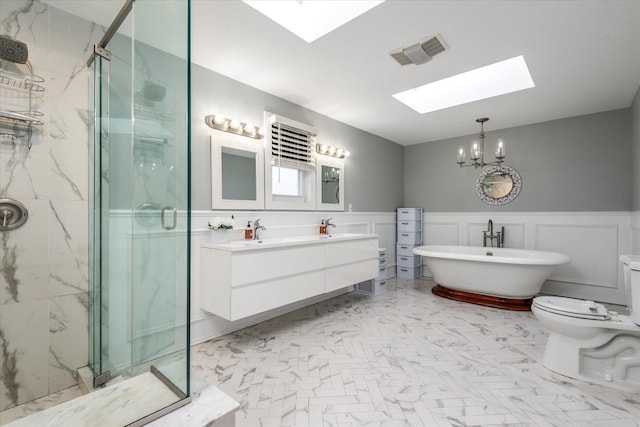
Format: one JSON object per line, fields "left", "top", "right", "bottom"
{"left": 1, "top": 372, "right": 180, "bottom": 426}
{"left": 1, "top": 370, "right": 238, "bottom": 427}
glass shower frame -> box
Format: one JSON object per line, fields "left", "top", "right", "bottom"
{"left": 88, "top": 0, "right": 191, "bottom": 424}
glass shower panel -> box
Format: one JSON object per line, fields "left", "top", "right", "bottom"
{"left": 90, "top": 41, "right": 136, "bottom": 381}
{"left": 130, "top": 0, "right": 190, "bottom": 397}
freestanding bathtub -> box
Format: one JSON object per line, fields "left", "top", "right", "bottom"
{"left": 413, "top": 245, "right": 570, "bottom": 310}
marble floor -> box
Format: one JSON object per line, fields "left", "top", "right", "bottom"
{"left": 192, "top": 278, "right": 640, "bottom": 427}
{"left": 4, "top": 278, "right": 640, "bottom": 426}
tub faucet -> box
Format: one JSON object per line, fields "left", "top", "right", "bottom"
{"left": 253, "top": 218, "right": 266, "bottom": 240}
{"left": 325, "top": 218, "right": 336, "bottom": 235}
{"left": 483, "top": 219, "right": 504, "bottom": 248}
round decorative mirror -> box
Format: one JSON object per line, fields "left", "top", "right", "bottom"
{"left": 475, "top": 165, "right": 522, "bottom": 205}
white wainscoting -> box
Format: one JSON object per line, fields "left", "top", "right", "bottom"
{"left": 420, "top": 212, "right": 633, "bottom": 305}
{"left": 191, "top": 210, "right": 396, "bottom": 345}
{"left": 633, "top": 211, "right": 640, "bottom": 254}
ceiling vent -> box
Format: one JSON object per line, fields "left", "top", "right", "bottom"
{"left": 390, "top": 34, "right": 447, "bottom": 66}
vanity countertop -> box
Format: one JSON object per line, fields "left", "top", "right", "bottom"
{"left": 201, "top": 233, "right": 378, "bottom": 252}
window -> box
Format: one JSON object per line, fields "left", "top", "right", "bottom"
{"left": 272, "top": 166, "right": 302, "bottom": 197}
{"left": 264, "top": 112, "right": 317, "bottom": 210}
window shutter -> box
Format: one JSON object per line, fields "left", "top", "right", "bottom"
{"left": 266, "top": 113, "right": 317, "bottom": 170}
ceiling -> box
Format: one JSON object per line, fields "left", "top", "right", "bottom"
{"left": 53, "top": 0, "right": 640, "bottom": 146}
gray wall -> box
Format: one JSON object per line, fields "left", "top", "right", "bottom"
{"left": 632, "top": 87, "right": 640, "bottom": 211}
{"left": 404, "top": 109, "right": 632, "bottom": 212}
{"left": 191, "top": 64, "right": 404, "bottom": 212}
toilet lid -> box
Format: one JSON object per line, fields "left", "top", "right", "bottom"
{"left": 533, "top": 296, "right": 611, "bottom": 320}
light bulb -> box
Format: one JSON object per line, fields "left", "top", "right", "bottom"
{"left": 328, "top": 146, "right": 336, "bottom": 155}
{"left": 229, "top": 119, "right": 241, "bottom": 130}
{"left": 213, "top": 115, "right": 226, "bottom": 125}
{"left": 344, "top": 151, "right": 351, "bottom": 158}
{"left": 495, "top": 139, "right": 505, "bottom": 158}
{"left": 336, "top": 148, "right": 344, "bottom": 157}
{"left": 320, "top": 144, "right": 328, "bottom": 153}
{"left": 457, "top": 147, "right": 466, "bottom": 163}
{"left": 257, "top": 127, "right": 265, "bottom": 137}
{"left": 243, "top": 124, "right": 256, "bottom": 135}
{"left": 470, "top": 140, "right": 480, "bottom": 161}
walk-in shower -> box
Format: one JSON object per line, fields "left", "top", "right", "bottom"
{"left": 1, "top": 0, "right": 189, "bottom": 425}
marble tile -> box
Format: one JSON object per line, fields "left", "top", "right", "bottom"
{"left": 47, "top": 6, "right": 98, "bottom": 203}
{"left": 0, "top": 199, "right": 49, "bottom": 303}
{"left": 47, "top": 200, "right": 88, "bottom": 266}
{"left": 48, "top": 293, "right": 88, "bottom": 393}
{"left": 148, "top": 375, "right": 239, "bottom": 427}
{"left": 191, "top": 278, "right": 640, "bottom": 427}
{"left": 3, "top": 372, "right": 180, "bottom": 427}
{"left": 0, "top": 386, "right": 82, "bottom": 426}
{"left": 0, "top": 300, "right": 49, "bottom": 411}
{"left": 1, "top": 0, "right": 91, "bottom": 414}
{"left": 47, "top": 262, "right": 87, "bottom": 298}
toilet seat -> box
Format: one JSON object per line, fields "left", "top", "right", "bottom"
{"left": 532, "top": 296, "right": 610, "bottom": 320}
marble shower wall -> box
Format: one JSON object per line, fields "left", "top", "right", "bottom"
{"left": 0, "top": 0, "right": 103, "bottom": 411}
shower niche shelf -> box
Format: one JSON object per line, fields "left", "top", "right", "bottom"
{"left": 0, "top": 68, "right": 45, "bottom": 149}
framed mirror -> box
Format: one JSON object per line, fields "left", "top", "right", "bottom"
{"left": 211, "top": 133, "right": 264, "bottom": 209}
{"left": 475, "top": 165, "right": 521, "bottom": 205}
{"left": 316, "top": 156, "right": 344, "bottom": 211}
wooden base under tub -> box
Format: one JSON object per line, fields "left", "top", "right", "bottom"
{"left": 432, "top": 284, "right": 533, "bottom": 311}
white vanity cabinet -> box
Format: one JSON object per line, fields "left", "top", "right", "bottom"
{"left": 200, "top": 234, "right": 378, "bottom": 321}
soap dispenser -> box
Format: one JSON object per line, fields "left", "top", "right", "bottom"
{"left": 319, "top": 220, "right": 326, "bottom": 235}
{"left": 245, "top": 221, "right": 253, "bottom": 240}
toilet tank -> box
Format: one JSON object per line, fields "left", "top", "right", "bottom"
{"left": 621, "top": 255, "right": 640, "bottom": 326}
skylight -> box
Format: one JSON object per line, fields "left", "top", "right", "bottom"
{"left": 392, "top": 55, "right": 535, "bottom": 114}
{"left": 242, "top": 1, "right": 385, "bottom": 43}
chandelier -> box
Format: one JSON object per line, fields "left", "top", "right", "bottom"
{"left": 456, "top": 118, "right": 505, "bottom": 168}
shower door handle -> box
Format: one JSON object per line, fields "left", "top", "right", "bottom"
{"left": 160, "top": 206, "right": 177, "bottom": 230}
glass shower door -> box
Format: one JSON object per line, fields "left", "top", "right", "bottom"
{"left": 88, "top": 0, "right": 190, "bottom": 422}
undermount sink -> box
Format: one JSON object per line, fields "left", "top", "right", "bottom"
{"left": 203, "top": 233, "right": 377, "bottom": 251}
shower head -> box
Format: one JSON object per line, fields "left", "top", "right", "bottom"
{"left": 143, "top": 80, "right": 166, "bottom": 102}
{"left": 0, "top": 35, "right": 28, "bottom": 64}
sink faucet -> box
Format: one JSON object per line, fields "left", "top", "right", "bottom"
{"left": 325, "top": 218, "right": 336, "bottom": 235}
{"left": 253, "top": 218, "right": 266, "bottom": 240}
{"left": 483, "top": 219, "right": 504, "bottom": 248}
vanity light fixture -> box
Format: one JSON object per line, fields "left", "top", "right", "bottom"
{"left": 457, "top": 118, "right": 505, "bottom": 169}
{"left": 316, "top": 143, "right": 350, "bottom": 159}
{"left": 205, "top": 114, "right": 265, "bottom": 139}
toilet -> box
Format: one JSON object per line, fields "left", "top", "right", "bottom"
{"left": 531, "top": 255, "right": 640, "bottom": 391}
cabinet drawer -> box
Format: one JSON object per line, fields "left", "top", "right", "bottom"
{"left": 396, "top": 243, "right": 415, "bottom": 257}
{"left": 397, "top": 265, "right": 422, "bottom": 279}
{"left": 232, "top": 245, "right": 323, "bottom": 286}
{"left": 397, "top": 255, "right": 421, "bottom": 268}
{"left": 325, "top": 259, "right": 378, "bottom": 293}
{"left": 325, "top": 238, "right": 378, "bottom": 267}
{"left": 397, "top": 208, "right": 423, "bottom": 221}
{"left": 397, "top": 220, "right": 422, "bottom": 232}
{"left": 397, "top": 231, "right": 422, "bottom": 245}
{"left": 231, "top": 271, "right": 324, "bottom": 320}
